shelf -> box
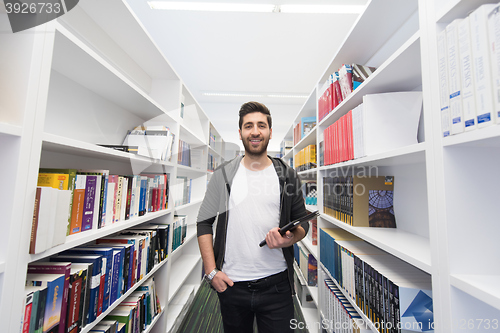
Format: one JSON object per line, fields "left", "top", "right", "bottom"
{"left": 28, "top": 209, "right": 172, "bottom": 263}
{"left": 319, "top": 0, "right": 418, "bottom": 84}
{"left": 179, "top": 123, "right": 207, "bottom": 147}
{"left": 319, "top": 32, "right": 422, "bottom": 128}
{"left": 319, "top": 142, "right": 426, "bottom": 170}
{"left": 169, "top": 224, "right": 198, "bottom": 261}
{"left": 168, "top": 254, "right": 202, "bottom": 302}
{"left": 173, "top": 199, "right": 203, "bottom": 211}
{"left": 166, "top": 283, "right": 197, "bottom": 333}
{"left": 68, "top": 0, "right": 179, "bottom": 82}
{"left": 52, "top": 24, "right": 172, "bottom": 121}
{"left": 42, "top": 133, "right": 177, "bottom": 167}
{"left": 80, "top": 258, "right": 168, "bottom": 333}
{"left": 0, "top": 122, "right": 22, "bottom": 137}
{"left": 442, "top": 125, "right": 500, "bottom": 148}
{"left": 321, "top": 214, "right": 431, "bottom": 273}
{"left": 299, "top": 306, "right": 319, "bottom": 333}
{"left": 305, "top": 205, "right": 318, "bottom": 213}
{"left": 450, "top": 275, "right": 500, "bottom": 311}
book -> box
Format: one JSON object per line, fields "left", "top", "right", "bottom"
{"left": 80, "top": 175, "right": 98, "bottom": 231}
{"left": 37, "top": 173, "right": 69, "bottom": 190}
{"left": 352, "top": 64, "right": 377, "bottom": 90}
{"left": 27, "top": 262, "right": 71, "bottom": 333}
{"left": 30, "top": 187, "right": 58, "bottom": 254}
{"left": 39, "top": 168, "right": 78, "bottom": 236}
{"left": 301, "top": 116, "right": 316, "bottom": 138}
{"left": 69, "top": 174, "right": 86, "bottom": 235}
{"left": 66, "top": 265, "right": 88, "bottom": 333}
{"left": 488, "top": 4, "right": 500, "bottom": 123}
{"left": 456, "top": 17, "right": 476, "bottom": 132}
{"left": 470, "top": 4, "right": 497, "bottom": 127}
{"left": 26, "top": 273, "right": 66, "bottom": 333}
{"left": 97, "top": 144, "right": 139, "bottom": 154}
{"left": 437, "top": 29, "right": 451, "bottom": 137}
{"left": 446, "top": 19, "right": 465, "bottom": 135}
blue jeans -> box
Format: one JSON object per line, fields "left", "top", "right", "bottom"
{"left": 217, "top": 270, "right": 294, "bottom": 333}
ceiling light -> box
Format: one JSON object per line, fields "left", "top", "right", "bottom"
{"left": 148, "top": 2, "right": 276, "bottom": 13}
{"left": 203, "top": 92, "right": 308, "bottom": 99}
{"left": 279, "top": 5, "right": 365, "bottom": 14}
{"left": 203, "top": 92, "right": 266, "bottom": 97}
{"left": 267, "top": 94, "right": 308, "bottom": 98}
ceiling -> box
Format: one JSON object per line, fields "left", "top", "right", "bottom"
{"left": 125, "top": 0, "right": 367, "bottom": 152}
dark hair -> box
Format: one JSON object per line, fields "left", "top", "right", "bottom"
{"left": 238, "top": 101, "right": 272, "bottom": 129}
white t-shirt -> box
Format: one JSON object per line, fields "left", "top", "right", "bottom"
{"left": 222, "top": 162, "right": 287, "bottom": 282}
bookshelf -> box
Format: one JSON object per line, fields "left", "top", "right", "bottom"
{"left": 286, "top": 0, "right": 500, "bottom": 331}
{"left": 0, "top": 1, "right": 225, "bottom": 332}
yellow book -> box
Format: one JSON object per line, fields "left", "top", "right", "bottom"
{"left": 37, "top": 173, "right": 69, "bottom": 190}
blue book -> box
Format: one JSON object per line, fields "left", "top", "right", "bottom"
{"left": 64, "top": 247, "right": 114, "bottom": 312}
{"left": 80, "top": 175, "right": 98, "bottom": 231}
{"left": 301, "top": 116, "right": 317, "bottom": 139}
{"left": 51, "top": 255, "right": 102, "bottom": 323}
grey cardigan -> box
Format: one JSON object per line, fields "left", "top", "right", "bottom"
{"left": 196, "top": 155, "right": 308, "bottom": 292}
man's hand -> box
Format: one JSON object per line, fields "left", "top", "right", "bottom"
{"left": 211, "top": 270, "right": 234, "bottom": 293}
{"left": 265, "top": 227, "right": 295, "bottom": 249}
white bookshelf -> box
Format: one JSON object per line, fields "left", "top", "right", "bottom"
{"left": 285, "top": 0, "right": 500, "bottom": 330}
{"left": 0, "top": 1, "right": 225, "bottom": 332}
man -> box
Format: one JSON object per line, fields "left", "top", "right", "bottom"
{"left": 196, "top": 101, "right": 308, "bottom": 333}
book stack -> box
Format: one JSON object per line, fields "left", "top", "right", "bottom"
{"left": 30, "top": 170, "right": 170, "bottom": 253}
{"left": 318, "top": 65, "right": 377, "bottom": 122}
{"left": 320, "top": 228, "right": 433, "bottom": 332}
{"left": 293, "top": 122, "right": 301, "bottom": 145}
{"left": 438, "top": 3, "right": 500, "bottom": 137}
{"left": 301, "top": 116, "right": 316, "bottom": 138}
{"left": 177, "top": 139, "right": 192, "bottom": 167}
{"left": 294, "top": 144, "right": 317, "bottom": 172}
{"left": 209, "top": 127, "right": 217, "bottom": 150}
{"left": 172, "top": 215, "right": 187, "bottom": 252}
{"left": 23, "top": 227, "right": 170, "bottom": 331}
{"left": 104, "top": 276, "right": 161, "bottom": 333}
{"left": 323, "top": 176, "right": 396, "bottom": 228}
{"left": 321, "top": 277, "right": 370, "bottom": 333}
{"left": 280, "top": 140, "right": 293, "bottom": 157}
{"left": 323, "top": 91, "right": 423, "bottom": 166}
{"left": 172, "top": 176, "right": 192, "bottom": 207}
{"left": 302, "top": 180, "right": 317, "bottom": 206}
{"left": 207, "top": 153, "right": 218, "bottom": 172}
{"left": 293, "top": 244, "right": 317, "bottom": 288}
{"left": 306, "top": 218, "right": 317, "bottom": 246}
{"left": 121, "top": 125, "right": 175, "bottom": 161}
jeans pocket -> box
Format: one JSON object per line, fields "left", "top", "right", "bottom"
{"left": 274, "top": 279, "right": 290, "bottom": 294}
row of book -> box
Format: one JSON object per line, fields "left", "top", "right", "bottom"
{"left": 302, "top": 181, "right": 318, "bottom": 206}
{"left": 177, "top": 139, "right": 192, "bottom": 167}
{"left": 207, "top": 153, "right": 218, "bottom": 172}
{"left": 172, "top": 176, "right": 192, "bottom": 207}
{"left": 121, "top": 125, "right": 175, "bottom": 161}
{"left": 293, "top": 243, "right": 317, "bottom": 287}
{"left": 438, "top": 3, "right": 500, "bottom": 137}
{"left": 23, "top": 224, "right": 169, "bottom": 333}
{"left": 323, "top": 176, "right": 396, "bottom": 228}
{"left": 294, "top": 144, "right": 317, "bottom": 172}
{"left": 318, "top": 64, "right": 377, "bottom": 122}
{"left": 322, "top": 91, "right": 423, "bottom": 166}
{"left": 280, "top": 140, "right": 293, "bottom": 157}
{"left": 319, "top": 228, "right": 433, "bottom": 332}
{"left": 293, "top": 117, "right": 317, "bottom": 145}
{"left": 321, "top": 276, "right": 370, "bottom": 333}
{"left": 208, "top": 127, "right": 217, "bottom": 150}
{"left": 171, "top": 215, "right": 187, "bottom": 252}
{"left": 31, "top": 169, "right": 170, "bottom": 254}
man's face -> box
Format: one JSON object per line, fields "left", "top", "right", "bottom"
{"left": 239, "top": 112, "right": 272, "bottom": 157}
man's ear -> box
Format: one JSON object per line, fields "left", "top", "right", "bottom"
{"left": 238, "top": 129, "right": 242, "bottom": 140}
{"left": 270, "top": 128, "right": 272, "bottom": 139}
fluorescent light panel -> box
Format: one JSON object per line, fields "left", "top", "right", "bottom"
{"left": 148, "top": 2, "right": 364, "bottom": 14}
{"left": 148, "top": 2, "right": 276, "bottom": 12}
{"left": 203, "top": 92, "right": 308, "bottom": 98}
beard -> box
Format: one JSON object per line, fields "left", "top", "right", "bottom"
{"left": 242, "top": 135, "right": 270, "bottom": 157}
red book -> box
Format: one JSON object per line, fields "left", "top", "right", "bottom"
{"left": 27, "top": 262, "right": 71, "bottom": 333}
{"left": 347, "top": 110, "right": 354, "bottom": 160}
